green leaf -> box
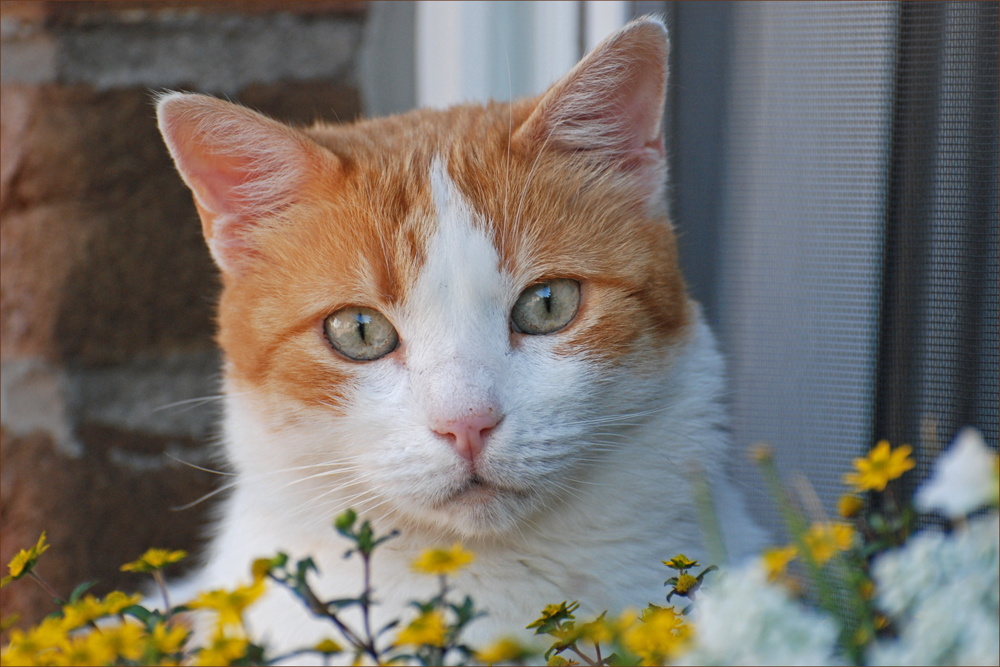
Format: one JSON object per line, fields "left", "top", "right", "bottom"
{"left": 122, "top": 604, "right": 152, "bottom": 623}
{"left": 371, "top": 530, "right": 400, "bottom": 550}
{"left": 296, "top": 557, "right": 318, "bottom": 582}
{"left": 68, "top": 580, "right": 98, "bottom": 604}
{"left": 377, "top": 619, "right": 400, "bottom": 636}
{"left": 410, "top": 599, "right": 437, "bottom": 614}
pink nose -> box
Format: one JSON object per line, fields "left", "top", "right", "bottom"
{"left": 431, "top": 410, "right": 502, "bottom": 465}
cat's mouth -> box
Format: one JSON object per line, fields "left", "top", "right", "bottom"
{"left": 445, "top": 473, "right": 525, "bottom": 506}
{"left": 449, "top": 474, "right": 496, "bottom": 503}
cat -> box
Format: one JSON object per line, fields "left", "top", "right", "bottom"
{"left": 157, "top": 16, "right": 763, "bottom": 656}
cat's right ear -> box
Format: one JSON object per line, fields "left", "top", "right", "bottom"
{"left": 156, "top": 92, "right": 340, "bottom": 272}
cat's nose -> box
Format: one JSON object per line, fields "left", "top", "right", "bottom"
{"left": 431, "top": 410, "right": 502, "bottom": 465}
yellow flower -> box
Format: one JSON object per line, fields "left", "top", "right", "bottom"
{"left": 622, "top": 605, "right": 690, "bottom": 665}
{"left": 527, "top": 600, "right": 579, "bottom": 634}
{"left": 395, "top": 610, "right": 448, "bottom": 647}
{"left": 537, "top": 601, "right": 576, "bottom": 622}
{"left": 27, "top": 616, "right": 70, "bottom": 650}
{"left": 803, "top": 522, "right": 855, "bottom": 565}
{"left": 838, "top": 494, "right": 864, "bottom": 518}
{"left": 313, "top": 638, "right": 343, "bottom": 655}
{"left": 843, "top": 440, "right": 915, "bottom": 492}
{"left": 475, "top": 637, "right": 532, "bottom": 665}
{"left": 673, "top": 573, "right": 698, "bottom": 595}
{"left": 61, "top": 595, "right": 108, "bottom": 630}
{"left": 148, "top": 621, "right": 189, "bottom": 655}
{"left": 103, "top": 591, "right": 143, "bottom": 615}
{"left": 762, "top": 545, "right": 798, "bottom": 582}
{"left": 663, "top": 554, "right": 698, "bottom": 570}
{"left": 577, "top": 613, "right": 614, "bottom": 645}
{"left": 90, "top": 622, "right": 146, "bottom": 662}
{"left": 120, "top": 548, "right": 187, "bottom": 573}
{"left": 61, "top": 592, "right": 142, "bottom": 630}
{"left": 251, "top": 558, "right": 275, "bottom": 583}
{"left": 411, "top": 543, "right": 474, "bottom": 576}
{"left": 4, "top": 617, "right": 70, "bottom": 665}
{"left": 1, "top": 642, "right": 37, "bottom": 667}
{"left": 546, "top": 656, "right": 577, "bottom": 666}
{"left": 194, "top": 631, "right": 250, "bottom": 666}
{"left": 62, "top": 631, "right": 118, "bottom": 666}
{"left": 2, "top": 533, "right": 50, "bottom": 587}
{"left": 748, "top": 442, "right": 774, "bottom": 463}
{"left": 188, "top": 579, "right": 266, "bottom": 629}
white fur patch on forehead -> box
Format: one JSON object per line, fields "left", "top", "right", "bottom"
{"left": 403, "top": 158, "right": 510, "bottom": 360}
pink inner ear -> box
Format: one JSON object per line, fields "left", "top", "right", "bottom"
{"left": 157, "top": 93, "right": 336, "bottom": 271}
{"left": 517, "top": 19, "right": 668, "bottom": 162}
{"left": 173, "top": 136, "right": 261, "bottom": 219}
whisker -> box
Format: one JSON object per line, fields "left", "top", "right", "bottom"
{"left": 152, "top": 394, "right": 230, "bottom": 413}
{"left": 165, "top": 453, "right": 235, "bottom": 476}
{"left": 170, "top": 481, "right": 237, "bottom": 511}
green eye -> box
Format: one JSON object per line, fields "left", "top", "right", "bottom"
{"left": 511, "top": 279, "right": 580, "bottom": 335}
{"left": 324, "top": 306, "right": 399, "bottom": 361}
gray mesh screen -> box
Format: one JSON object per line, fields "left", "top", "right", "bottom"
{"left": 717, "top": 3, "right": 898, "bottom": 537}
{"left": 701, "top": 1, "right": 1000, "bottom": 539}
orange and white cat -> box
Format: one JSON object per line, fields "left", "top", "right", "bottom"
{"left": 157, "top": 17, "right": 763, "bottom": 654}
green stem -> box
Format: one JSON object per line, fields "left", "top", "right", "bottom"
{"left": 361, "top": 552, "right": 375, "bottom": 654}
{"left": 756, "top": 453, "right": 842, "bottom": 624}
{"left": 274, "top": 574, "right": 377, "bottom": 664}
{"left": 28, "top": 571, "right": 64, "bottom": 606}
{"left": 689, "top": 465, "right": 728, "bottom": 565}
{"left": 153, "top": 570, "right": 172, "bottom": 615}
{"left": 567, "top": 643, "right": 598, "bottom": 667}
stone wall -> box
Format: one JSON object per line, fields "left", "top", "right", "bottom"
{"left": 1, "top": 0, "right": 367, "bottom": 627}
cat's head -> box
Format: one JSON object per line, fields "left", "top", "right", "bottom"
{"left": 158, "top": 18, "right": 695, "bottom": 538}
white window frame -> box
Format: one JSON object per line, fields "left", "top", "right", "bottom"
{"left": 415, "top": 1, "right": 629, "bottom": 109}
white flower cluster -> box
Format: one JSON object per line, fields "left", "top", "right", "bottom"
{"left": 867, "top": 512, "right": 999, "bottom": 666}
{"left": 675, "top": 563, "right": 841, "bottom": 666}
{"left": 915, "top": 428, "right": 1000, "bottom": 519}
{"left": 675, "top": 428, "right": 998, "bottom": 666}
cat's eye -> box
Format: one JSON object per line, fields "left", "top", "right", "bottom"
{"left": 324, "top": 306, "right": 399, "bottom": 361}
{"left": 511, "top": 279, "right": 580, "bottom": 335}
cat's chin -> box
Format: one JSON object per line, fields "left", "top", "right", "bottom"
{"left": 411, "top": 474, "right": 536, "bottom": 538}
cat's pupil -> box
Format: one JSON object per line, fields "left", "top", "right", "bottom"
{"left": 537, "top": 285, "right": 552, "bottom": 313}
{"left": 356, "top": 313, "right": 371, "bottom": 342}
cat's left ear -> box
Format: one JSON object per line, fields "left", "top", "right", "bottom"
{"left": 513, "top": 17, "right": 668, "bottom": 208}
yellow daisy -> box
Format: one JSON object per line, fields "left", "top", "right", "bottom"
{"left": 411, "top": 543, "right": 474, "bottom": 576}
{"left": 120, "top": 548, "right": 187, "bottom": 573}
{"left": 843, "top": 440, "right": 915, "bottom": 492}
{"left": 395, "top": 610, "right": 448, "bottom": 647}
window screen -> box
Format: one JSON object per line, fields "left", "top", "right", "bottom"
{"left": 663, "top": 1, "right": 999, "bottom": 540}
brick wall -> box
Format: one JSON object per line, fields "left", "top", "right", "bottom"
{"left": 1, "top": 0, "right": 367, "bottom": 627}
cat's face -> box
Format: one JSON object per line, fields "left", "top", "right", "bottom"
{"left": 159, "top": 19, "right": 691, "bottom": 537}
